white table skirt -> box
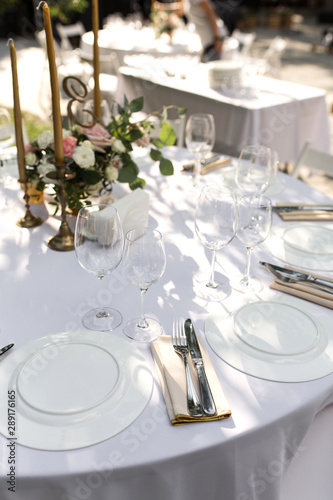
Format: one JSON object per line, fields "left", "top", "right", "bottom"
{"left": 116, "top": 68, "right": 331, "bottom": 163}
{"left": 0, "top": 147, "right": 333, "bottom": 500}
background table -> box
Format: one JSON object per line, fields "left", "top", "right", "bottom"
{"left": 0, "top": 148, "right": 333, "bottom": 500}
{"left": 117, "top": 67, "right": 331, "bottom": 162}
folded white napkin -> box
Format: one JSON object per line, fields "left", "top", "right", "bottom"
{"left": 112, "top": 189, "right": 149, "bottom": 235}
{"left": 151, "top": 335, "right": 231, "bottom": 425}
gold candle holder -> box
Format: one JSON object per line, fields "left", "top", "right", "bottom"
{"left": 16, "top": 181, "right": 43, "bottom": 228}
{"left": 46, "top": 159, "right": 76, "bottom": 252}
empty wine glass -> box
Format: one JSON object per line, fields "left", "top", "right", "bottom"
{"left": 231, "top": 195, "right": 272, "bottom": 293}
{"left": 75, "top": 204, "right": 124, "bottom": 331}
{"left": 0, "top": 108, "right": 15, "bottom": 184}
{"left": 235, "top": 145, "right": 273, "bottom": 196}
{"left": 185, "top": 113, "right": 215, "bottom": 187}
{"left": 194, "top": 184, "right": 236, "bottom": 301}
{"left": 122, "top": 227, "right": 166, "bottom": 342}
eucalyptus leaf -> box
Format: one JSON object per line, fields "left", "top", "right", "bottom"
{"left": 159, "top": 158, "right": 174, "bottom": 176}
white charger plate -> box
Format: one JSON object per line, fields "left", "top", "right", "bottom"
{"left": 0, "top": 330, "right": 153, "bottom": 450}
{"left": 205, "top": 298, "right": 333, "bottom": 382}
{"left": 263, "top": 222, "right": 333, "bottom": 270}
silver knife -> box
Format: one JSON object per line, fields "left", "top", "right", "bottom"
{"left": 184, "top": 318, "right": 216, "bottom": 416}
{"left": 260, "top": 261, "right": 333, "bottom": 291}
{"left": 0, "top": 343, "right": 14, "bottom": 357}
{"left": 273, "top": 204, "right": 333, "bottom": 213}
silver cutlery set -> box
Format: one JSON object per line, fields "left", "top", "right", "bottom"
{"left": 0, "top": 343, "right": 14, "bottom": 357}
{"left": 273, "top": 204, "right": 333, "bottom": 213}
{"left": 173, "top": 317, "right": 216, "bottom": 417}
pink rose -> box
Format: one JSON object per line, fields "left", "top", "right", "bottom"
{"left": 82, "top": 124, "right": 114, "bottom": 153}
{"left": 24, "top": 143, "right": 38, "bottom": 153}
{"left": 63, "top": 136, "right": 78, "bottom": 158}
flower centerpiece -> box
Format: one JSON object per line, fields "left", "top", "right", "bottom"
{"left": 150, "top": 3, "right": 184, "bottom": 39}
{"left": 24, "top": 96, "right": 186, "bottom": 214}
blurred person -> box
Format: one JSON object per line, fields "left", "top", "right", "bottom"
{"left": 184, "top": 0, "right": 228, "bottom": 62}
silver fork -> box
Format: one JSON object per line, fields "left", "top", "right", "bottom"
{"left": 172, "top": 318, "right": 203, "bottom": 417}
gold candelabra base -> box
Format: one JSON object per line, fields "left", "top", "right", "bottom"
{"left": 46, "top": 159, "right": 75, "bottom": 252}
{"left": 17, "top": 184, "right": 43, "bottom": 228}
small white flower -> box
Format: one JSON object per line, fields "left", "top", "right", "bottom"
{"left": 85, "top": 180, "right": 103, "bottom": 195}
{"left": 37, "top": 130, "right": 53, "bottom": 150}
{"left": 81, "top": 140, "right": 94, "bottom": 150}
{"left": 37, "top": 157, "right": 55, "bottom": 181}
{"left": 62, "top": 129, "right": 72, "bottom": 139}
{"left": 73, "top": 146, "right": 95, "bottom": 169}
{"left": 25, "top": 152, "right": 37, "bottom": 166}
{"left": 112, "top": 139, "right": 126, "bottom": 154}
{"left": 105, "top": 165, "right": 119, "bottom": 182}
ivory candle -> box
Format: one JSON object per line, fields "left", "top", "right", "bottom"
{"left": 92, "top": 0, "right": 102, "bottom": 120}
{"left": 42, "top": 2, "right": 64, "bottom": 165}
{"left": 9, "top": 39, "right": 27, "bottom": 183}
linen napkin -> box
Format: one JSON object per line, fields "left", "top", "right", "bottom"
{"left": 274, "top": 202, "right": 333, "bottom": 221}
{"left": 112, "top": 189, "right": 149, "bottom": 234}
{"left": 269, "top": 266, "right": 333, "bottom": 309}
{"left": 151, "top": 335, "right": 231, "bottom": 425}
{"left": 182, "top": 155, "right": 231, "bottom": 175}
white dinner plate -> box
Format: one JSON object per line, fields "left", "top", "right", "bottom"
{"left": 205, "top": 298, "right": 333, "bottom": 382}
{"left": 263, "top": 222, "right": 333, "bottom": 270}
{"left": 0, "top": 330, "right": 153, "bottom": 450}
{"left": 219, "top": 165, "right": 286, "bottom": 196}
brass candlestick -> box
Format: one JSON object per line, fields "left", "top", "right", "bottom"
{"left": 46, "top": 159, "right": 76, "bottom": 252}
{"left": 16, "top": 181, "right": 43, "bottom": 228}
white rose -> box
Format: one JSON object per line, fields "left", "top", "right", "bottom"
{"left": 105, "top": 165, "right": 119, "bottom": 183}
{"left": 112, "top": 139, "right": 126, "bottom": 154}
{"left": 73, "top": 146, "right": 95, "bottom": 169}
{"left": 37, "top": 158, "right": 55, "bottom": 181}
{"left": 25, "top": 152, "right": 37, "bottom": 166}
{"left": 37, "top": 130, "right": 53, "bottom": 149}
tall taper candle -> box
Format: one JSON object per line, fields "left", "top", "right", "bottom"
{"left": 9, "top": 39, "right": 27, "bottom": 183}
{"left": 42, "top": 2, "right": 64, "bottom": 165}
{"left": 92, "top": 0, "right": 102, "bottom": 120}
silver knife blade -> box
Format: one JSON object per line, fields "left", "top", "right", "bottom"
{"left": 184, "top": 318, "right": 216, "bottom": 416}
{"left": 259, "top": 261, "right": 333, "bottom": 290}
{"left": 273, "top": 204, "right": 333, "bottom": 213}
{"left": 0, "top": 343, "right": 14, "bottom": 357}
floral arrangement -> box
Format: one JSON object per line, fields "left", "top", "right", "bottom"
{"left": 150, "top": 4, "right": 184, "bottom": 38}
{"left": 24, "top": 96, "right": 186, "bottom": 214}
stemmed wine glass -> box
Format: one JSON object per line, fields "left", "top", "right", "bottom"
{"left": 0, "top": 108, "right": 15, "bottom": 184}
{"left": 194, "top": 184, "right": 236, "bottom": 301}
{"left": 122, "top": 227, "right": 166, "bottom": 342}
{"left": 75, "top": 204, "right": 124, "bottom": 331}
{"left": 185, "top": 113, "right": 215, "bottom": 187}
{"left": 231, "top": 195, "right": 272, "bottom": 293}
{"left": 235, "top": 145, "right": 273, "bottom": 196}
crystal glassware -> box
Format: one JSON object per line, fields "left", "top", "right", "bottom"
{"left": 75, "top": 204, "right": 124, "bottom": 331}
{"left": 194, "top": 184, "right": 236, "bottom": 301}
{"left": 122, "top": 227, "right": 166, "bottom": 342}
{"left": 235, "top": 144, "right": 273, "bottom": 196}
{"left": 231, "top": 195, "right": 272, "bottom": 293}
{"left": 185, "top": 113, "right": 215, "bottom": 187}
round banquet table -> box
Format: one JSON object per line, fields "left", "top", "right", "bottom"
{"left": 0, "top": 147, "right": 333, "bottom": 500}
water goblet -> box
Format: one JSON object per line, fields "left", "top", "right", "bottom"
{"left": 122, "top": 227, "right": 166, "bottom": 342}
{"left": 185, "top": 113, "right": 215, "bottom": 187}
{"left": 194, "top": 184, "right": 236, "bottom": 302}
{"left": 235, "top": 144, "right": 273, "bottom": 196}
{"left": 231, "top": 195, "right": 272, "bottom": 293}
{"left": 75, "top": 204, "right": 124, "bottom": 331}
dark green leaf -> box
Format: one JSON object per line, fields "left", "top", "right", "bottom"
{"left": 150, "top": 148, "right": 163, "bottom": 161}
{"left": 81, "top": 169, "right": 102, "bottom": 185}
{"left": 128, "top": 97, "right": 144, "bottom": 113}
{"left": 129, "top": 178, "right": 146, "bottom": 190}
{"left": 152, "top": 138, "right": 165, "bottom": 149}
{"left": 117, "top": 162, "right": 138, "bottom": 183}
{"left": 159, "top": 158, "right": 174, "bottom": 176}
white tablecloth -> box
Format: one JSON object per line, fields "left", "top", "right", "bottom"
{"left": 0, "top": 147, "right": 333, "bottom": 500}
{"left": 117, "top": 67, "right": 331, "bottom": 162}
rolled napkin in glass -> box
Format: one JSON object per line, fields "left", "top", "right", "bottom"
{"left": 151, "top": 335, "right": 231, "bottom": 425}
{"left": 274, "top": 203, "right": 333, "bottom": 221}
{"left": 269, "top": 267, "right": 333, "bottom": 309}
{"left": 113, "top": 189, "right": 149, "bottom": 234}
